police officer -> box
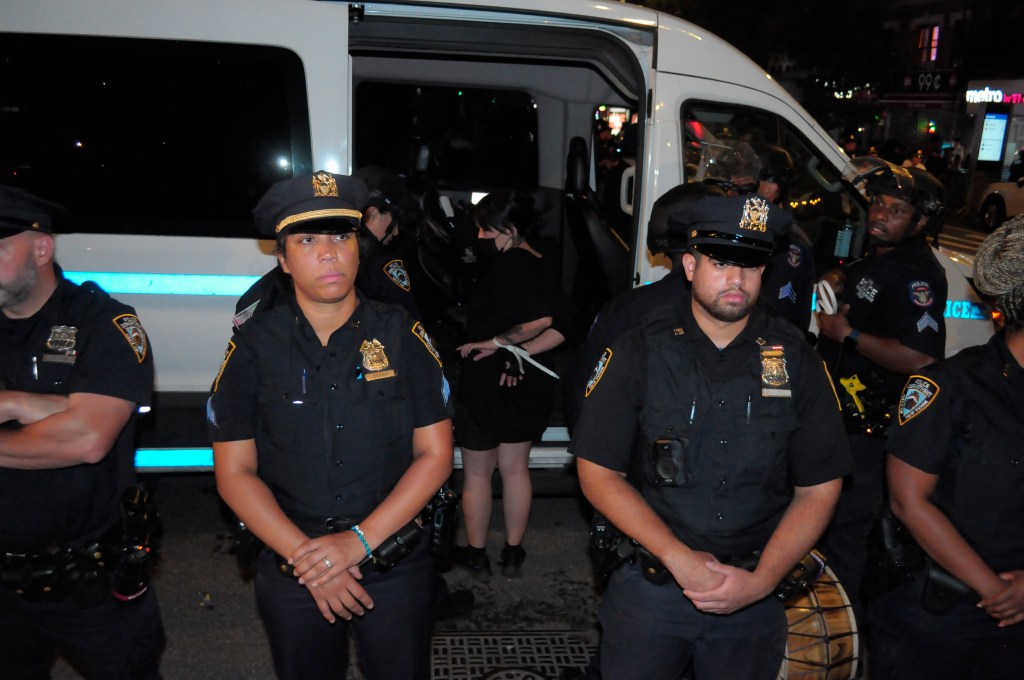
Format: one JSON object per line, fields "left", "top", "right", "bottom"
{"left": 564, "top": 181, "right": 725, "bottom": 431}
{"left": 231, "top": 167, "right": 418, "bottom": 329}
{"left": 0, "top": 185, "right": 164, "bottom": 678}
{"left": 815, "top": 161, "right": 948, "bottom": 612}
{"left": 352, "top": 166, "right": 420, "bottom": 317}
{"left": 868, "top": 217, "right": 1024, "bottom": 679}
{"left": 755, "top": 145, "right": 816, "bottom": 334}
{"left": 571, "top": 194, "right": 850, "bottom": 679}
{"left": 208, "top": 171, "right": 453, "bottom": 680}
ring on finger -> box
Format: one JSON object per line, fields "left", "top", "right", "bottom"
{"left": 323, "top": 557, "right": 333, "bottom": 569}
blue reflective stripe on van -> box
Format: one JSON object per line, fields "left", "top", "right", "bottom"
{"left": 135, "top": 448, "right": 214, "bottom": 470}
{"left": 64, "top": 272, "right": 262, "bottom": 296}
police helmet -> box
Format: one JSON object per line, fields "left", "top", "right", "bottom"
{"left": 859, "top": 160, "right": 917, "bottom": 205}
{"left": 647, "top": 182, "right": 726, "bottom": 255}
{"left": 904, "top": 166, "right": 946, "bottom": 234}
{"left": 755, "top": 145, "right": 796, "bottom": 201}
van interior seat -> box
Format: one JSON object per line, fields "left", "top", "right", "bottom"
{"left": 563, "top": 135, "right": 633, "bottom": 324}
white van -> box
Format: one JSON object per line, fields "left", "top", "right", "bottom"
{"left": 0, "top": 0, "right": 991, "bottom": 470}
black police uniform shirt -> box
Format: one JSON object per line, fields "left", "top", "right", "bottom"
{"left": 565, "top": 270, "right": 687, "bottom": 430}
{"left": 818, "top": 234, "right": 947, "bottom": 402}
{"left": 760, "top": 231, "right": 814, "bottom": 333}
{"left": 208, "top": 292, "right": 450, "bottom": 523}
{"left": 886, "top": 332, "right": 1024, "bottom": 573}
{"left": 357, "top": 238, "right": 419, "bottom": 318}
{"left": 0, "top": 276, "right": 153, "bottom": 552}
{"left": 570, "top": 292, "right": 851, "bottom": 559}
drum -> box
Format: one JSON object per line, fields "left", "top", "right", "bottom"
{"left": 777, "top": 565, "right": 858, "bottom": 679}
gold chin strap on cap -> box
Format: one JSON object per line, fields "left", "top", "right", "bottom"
{"left": 276, "top": 208, "right": 363, "bottom": 233}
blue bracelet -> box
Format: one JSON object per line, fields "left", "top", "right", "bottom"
{"left": 352, "top": 524, "right": 374, "bottom": 561}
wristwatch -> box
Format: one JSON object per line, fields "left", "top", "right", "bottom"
{"left": 843, "top": 328, "right": 861, "bottom": 350}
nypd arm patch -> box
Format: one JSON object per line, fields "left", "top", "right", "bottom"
{"left": 411, "top": 321, "right": 442, "bottom": 367}
{"left": 897, "top": 375, "right": 940, "bottom": 425}
{"left": 112, "top": 314, "right": 148, "bottom": 363}
{"left": 584, "top": 348, "right": 613, "bottom": 398}
{"left": 384, "top": 259, "right": 411, "bottom": 292}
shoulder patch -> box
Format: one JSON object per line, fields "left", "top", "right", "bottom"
{"left": 233, "top": 300, "right": 260, "bottom": 330}
{"left": 213, "top": 339, "right": 237, "bottom": 392}
{"left": 787, "top": 243, "right": 802, "bottom": 268}
{"left": 898, "top": 375, "right": 940, "bottom": 425}
{"left": 112, "top": 314, "right": 148, "bottom": 363}
{"left": 383, "top": 259, "right": 411, "bottom": 292}
{"left": 909, "top": 280, "right": 934, "bottom": 307}
{"left": 411, "top": 321, "right": 442, "bottom": 367}
{"left": 585, "top": 348, "right": 613, "bottom": 398}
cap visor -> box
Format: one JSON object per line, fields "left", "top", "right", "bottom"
{"left": 693, "top": 242, "right": 771, "bottom": 267}
{"left": 282, "top": 217, "right": 360, "bottom": 235}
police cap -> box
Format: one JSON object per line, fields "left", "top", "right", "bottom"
{"left": 353, "top": 166, "right": 405, "bottom": 215}
{"left": 669, "top": 194, "right": 790, "bottom": 267}
{"left": 0, "top": 184, "right": 68, "bottom": 238}
{"left": 647, "top": 182, "right": 726, "bottom": 255}
{"left": 253, "top": 171, "right": 368, "bottom": 236}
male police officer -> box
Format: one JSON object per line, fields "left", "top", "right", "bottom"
{"left": 868, "top": 217, "right": 1024, "bottom": 679}
{"left": 0, "top": 185, "right": 164, "bottom": 678}
{"left": 571, "top": 194, "right": 850, "bottom": 679}
{"left": 815, "top": 162, "right": 948, "bottom": 612}
{"left": 564, "top": 181, "right": 725, "bottom": 431}
{"left": 209, "top": 171, "right": 452, "bottom": 680}
{"left": 754, "top": 145, "right": 815, "bottom": 334}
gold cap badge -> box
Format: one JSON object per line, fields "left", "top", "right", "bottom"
{"left": 312, "top": 171, "right": 339, "bottom": 198}
{"left": 739, "top": 196, "right": 770, "bottom": 232}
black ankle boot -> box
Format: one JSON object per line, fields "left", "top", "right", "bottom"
{"left": 453, "top": 545, "right": 492, "bottom": 577}
{"left": 499, "top": 543, "right": 526, "bottom": 577}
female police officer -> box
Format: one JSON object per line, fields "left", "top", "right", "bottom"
{"left": 208, "top": 171, "right": 453, "bottom": 680}
{"left": 869, "top": 217, "right": 1024, "bottom": 679}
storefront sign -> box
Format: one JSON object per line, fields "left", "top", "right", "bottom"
{"left": 965, "top": 87, "right": 1024, "bottom": 104}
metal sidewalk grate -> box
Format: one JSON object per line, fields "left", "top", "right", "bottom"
{"left": 431, "top": 630, "right": 596, "bottom": 679}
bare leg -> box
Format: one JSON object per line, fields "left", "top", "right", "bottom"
{"left": 460, "top": 446, "right": 498, "bottom": 548}
{"left": 497, "top": 441, "right": 533, "bottom": 545}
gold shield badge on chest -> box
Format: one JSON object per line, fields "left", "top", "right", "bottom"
{"left": 44, "top": 325, "right": 78, "bottom": 364}
{"left": 760, "top": 344, "right": 792, "bottom": 398}
{"left": 360, "top": 338, "right": 395, "bottom": 381}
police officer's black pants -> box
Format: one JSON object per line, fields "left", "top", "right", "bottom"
{"left": 255, "top": 541, "right": 433, "bottom": 680}
{"left": 597, "top": 561, "right": 786, "bottom": 680}
{"left": 0, "top": 584, "right": 165, "bottom": 679}
{"left": 869, "top": 577, "right": 1024, "bottom": 680}
{"left": 819, "top": 432, "right": 887, "bottom": 607}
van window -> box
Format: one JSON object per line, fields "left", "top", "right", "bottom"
{"left": 0, "top": 34, "right": 312, "bottom": 237}
{"left": 682, "top": 101, "right": 865, "bottom": 272}
{"left": 354, "top": 82, "right": 538, "bottom": 191}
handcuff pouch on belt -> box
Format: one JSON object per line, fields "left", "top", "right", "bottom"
{"left": 427, "top": 484, "right": 458, "bottom": 558}
{"left": 0, "top": 484, "right": 159, "bottom": 607}
{"left": 865, "top": 509, "right": 974, "bottom": 614}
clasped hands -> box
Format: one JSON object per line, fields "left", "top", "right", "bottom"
{"left": 288, "top": 531, "right": 374, "bottom": 624}
{"left": 667, "top": 550, "right": 774, "bottom": 615}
